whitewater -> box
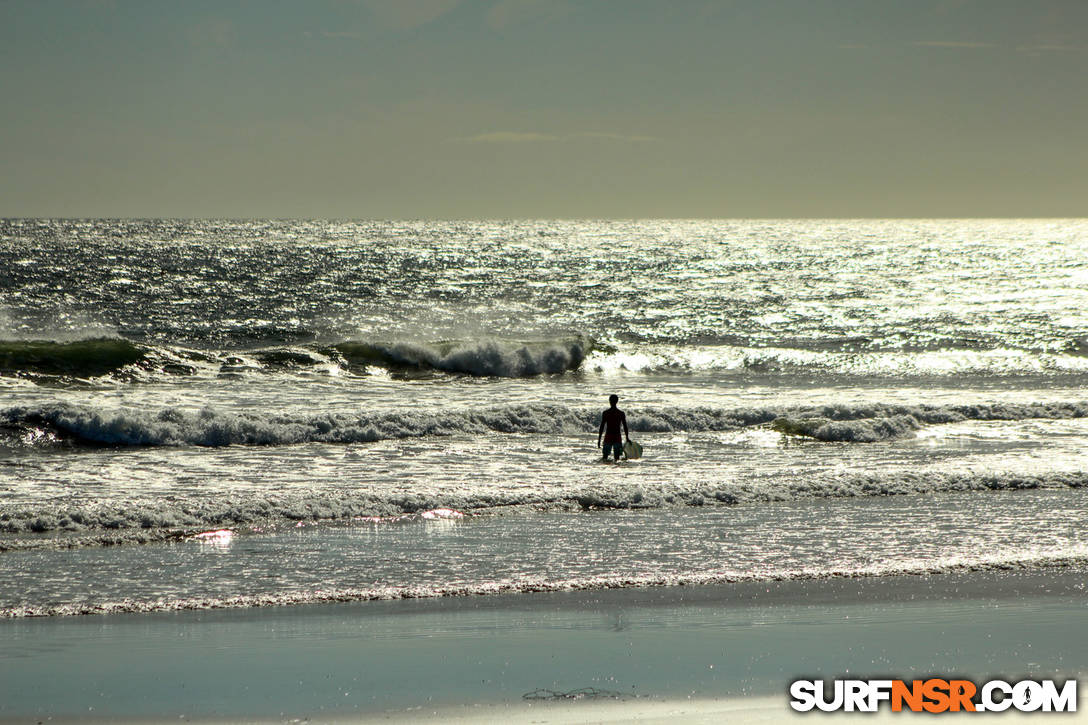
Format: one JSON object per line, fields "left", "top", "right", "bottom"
{"left": 2, "top": 218, "right": 1087, "bottom": 616}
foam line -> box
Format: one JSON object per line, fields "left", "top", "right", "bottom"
{"left": 4, "top": 549, "right": 1085, "bottom": 617}
{"left": 3, "top": 470, "right": 1085, "bottom": 544}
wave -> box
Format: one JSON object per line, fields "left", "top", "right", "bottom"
{"left": 4, "top": 548, "right": 1086, "bottom": 617}
{"left": 9, "top": 335, "right": 1088, "bottom": 385}
{"left": 4, "top": 400, "right": 1088, "bottom": 449}
{"left": 770, "top": 414, "right": 923, "bottom": 442}
{"left": 3, "top": 469, "right": 1086, "bottom": 546}
{"left": 0, "top": 338, "right": 149, "bottom": 378}
{"left": 331, "top": 338, "right": 590, "bottom": 376}
{"left": 0, "top": 336, "right": 593, "bottom": 380}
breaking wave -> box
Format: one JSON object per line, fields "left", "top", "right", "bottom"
{"left": 9, "top": 335, "right": 1088, "bottom": 385}
{"left": 4, "top": 400, "right": 1088, "bottom": 449}
{"left": 770, "top": 414, "right": 923, "bottom": 442}
{"left": 331, "top": 338, "right": 589, "bottom": 376}
{"left": 0, "top": 336, "right": 593, "bottom": 380}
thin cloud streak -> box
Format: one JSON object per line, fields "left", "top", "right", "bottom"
{"left": 912, "top": 40, "right": 996, "bottom": 48}
{"left": 460, "top": 132, "right": 561, "bottom": 143}
{"left": 458, "top": 131, "right": 654, "bottom": 144}
{"left": 1016, "top": 43, "right": 1082, "bottom": 53}
{"left": 913, "top": 40, "right": 1082, "bottom": 53}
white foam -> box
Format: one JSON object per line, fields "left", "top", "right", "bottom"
{"left": 4, "top": 399, "right": 1088, "bottom": 448}
{"left": 589, "top": 345, "right": 1088, "bottom": 378}
{"left": 338, "top": 339, "right": 590, "bottom": 377}
{"left": 2, "top": 469, "right": 1086, "bottom": 544}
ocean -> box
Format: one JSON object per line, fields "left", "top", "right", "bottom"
{"left": 2, "top": 217, "right": 1087, "bottom": 619}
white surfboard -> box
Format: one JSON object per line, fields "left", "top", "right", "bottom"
{"left": 623, "top": 440, "right": 643, "bottom": 459}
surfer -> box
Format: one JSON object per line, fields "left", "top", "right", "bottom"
{"left": 598, "top": 394, "right": 629, "bottom": 461}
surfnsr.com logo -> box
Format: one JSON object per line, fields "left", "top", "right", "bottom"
{"left": 789, "top": 678, "right": 1077, "bottom": 713}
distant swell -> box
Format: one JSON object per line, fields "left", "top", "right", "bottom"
{"left": 0, "top": 338, "right": 148, "bottom": 378}
{"left": 4, "top": 399, "right": 1088, "bottom": 450}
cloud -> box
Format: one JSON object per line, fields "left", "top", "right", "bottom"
{"left": 486, "top": 0, "right": 569, "bottom": 31}
{"left": 913, "top": 40, "right": 1081, "bottom": 54}
{"left": 187, "top": 18, "right": 235, "bottom": 49}
{"left": 359, "top": 0, "right": 460, "bottom": 30}
{"left": 577, "top": 132, "right": 655, "bottom": 143}
{"left": 321, "top": 31, "right": 364, "bottom": 39}
{"left": 460, "top": 132, "right": 561, "bottom": 143}
{"left": 912, "top": 41, "right": 996, "bottom": 49}
{"left": 457, "top": 131, "right": 654, "bottom": 144}
{"left": 1016, "top": 43, "right": 1082, "bottom": 53}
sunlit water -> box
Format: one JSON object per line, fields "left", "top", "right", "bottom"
{"left": 2, "top": 219, "right": 1087, "bottom": 615}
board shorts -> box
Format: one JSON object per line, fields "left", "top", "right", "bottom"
{"left": 603, "top": 441, "right": 624, "bottom": 459}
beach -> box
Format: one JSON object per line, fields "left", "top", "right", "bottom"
{"left": 5, "top": 0, "right": 1088, "bottom": 717}
{"left": 3, "top": 568, "right": 1086, "bottom": 722}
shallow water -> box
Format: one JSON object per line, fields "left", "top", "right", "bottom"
{"left": 4, "top": 489, "right": 1087, "bottom": 616}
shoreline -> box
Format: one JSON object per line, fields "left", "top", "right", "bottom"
{"left": 12, "top": 696, "right": 1088, "bottom": 725}
{"left": 3, "top": 568, "right": 1086, "bottom": 722}
{"left": 4, "top": 557, "right": 1087, "bottom": 619}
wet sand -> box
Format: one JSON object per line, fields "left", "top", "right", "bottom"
{"left": 2, "top": 569, "right": 1086, "bottom": 723}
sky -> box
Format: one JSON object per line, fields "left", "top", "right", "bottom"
{"left": 1, "top": 0, "right": 1086, "bottom": 218}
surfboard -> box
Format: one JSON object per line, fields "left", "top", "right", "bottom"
{"left": 623, "top": 440, "right": 643, "bottom": 459}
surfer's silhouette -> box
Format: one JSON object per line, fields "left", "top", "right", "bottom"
{"left": 598, "top": 394, "right": 629, "bottom": 461}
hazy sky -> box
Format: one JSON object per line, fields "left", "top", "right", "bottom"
{"left": 2, "top": 0, "right": 1086, "bottom": 218}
